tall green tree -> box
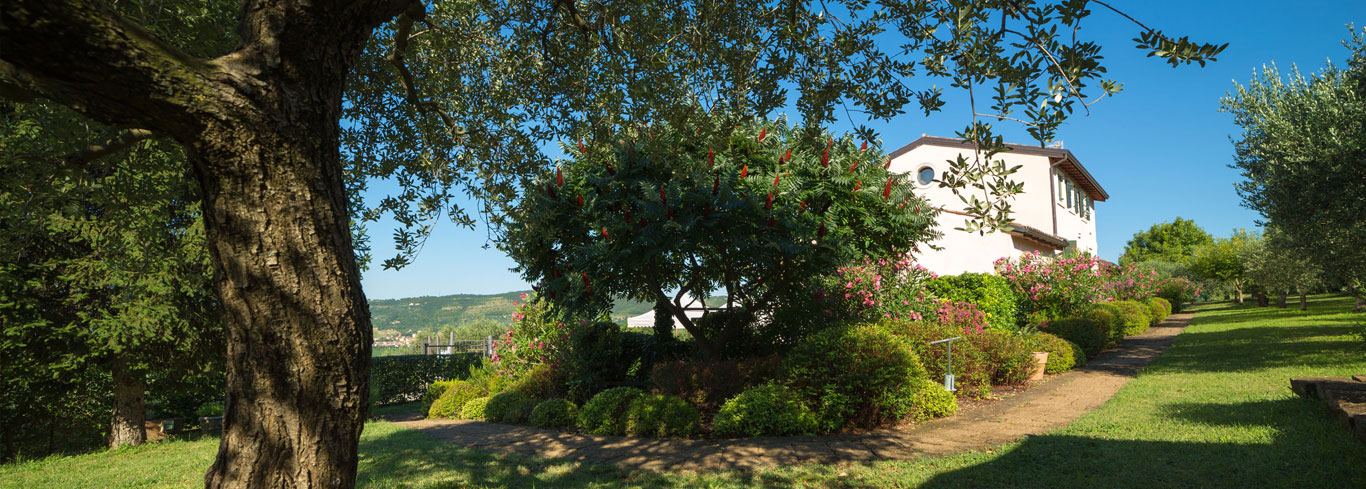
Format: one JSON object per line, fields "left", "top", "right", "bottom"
{"left": 1119, "top": 217, "right": 1212, "bottom": 266}
{"left": 1190, "top": 229, "right": 1256, "bottom": 304}
{"left": 1222, "top": 27, "right": 1366, "bottom": 311}
{"left": 0, "top": 1, "right": 1222, "bottom": 486}
{"left": 1, "top": 110, "right": 222, "bottom": 456}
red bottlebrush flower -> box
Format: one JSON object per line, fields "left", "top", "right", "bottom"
{"left": 577, "top": 194, "right": 584, "bottom": 207}
{"left": 821, "top": 147, "right": 829, "bottom": 167}
{"left": 703, "top": 206, "right": 711, "bottom": 218}
{"left": 768, "top": 216, "right": 775, "bottom": 228}
{"left": 660, "top": 186, "right": 667, "bottom": 204}
{"left": 556, "top": 167, "right": 563, "bottom": 186}
{"left": 854, "top": 180, "right": 861, "bottom": 191}
{"left": 783, "top": 148, "right": 792, "bottom": 162}
{"left": 799, "top": 201, "right": 807, "bottom": 213}
{"left": 915, "top": 207, "right": 921, "bottom": 214}
{"left": 818, "top": 222, "right": 827, "bottom": 238}
{"left": 578, "top": 141, "right": 586, "bottom": 154}
{"left": 884, "top": 157, "right": 892, "bottom": 169}
{"left": 625, "top": 208, "right": 633, "bottom": 224}
{"left": 758, "top": 127, "right": 767, "bottom": 142}
{"left": 883, "top": 177, "right": 895, "bottom": 199}
{"left": 582, "top": 272, "right": 590, "bottom": 285}
{"left": 765, "top": 192, "right": 773, "bottom": 210}
{"left": 713, "top": 176, "right": 720, "bottom": 196}
{"left": 602, "top": 227, "right": 609, "bottom": 240}
{"left": 848, "top": 162, "right": 858, "bottom": 173}
{"left": 772, "top": 174, "right": 780, "bottom": 187}
{"left": 707, "top": 148, "right": 714, "bottom": 167}
{"left": 860, "top": 140, "right": 868, "bottom": 151}
{"left": 546, "top": 183, "right": 558, "bottom": 200}
{"left": 741, "top": 165, "right": 748, "bottom": 177}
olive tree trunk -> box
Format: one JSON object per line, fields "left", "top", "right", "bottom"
{"left": 0, "top": 1, "right": 415, "bottom": 487}
{"left": 108, "top": 355, "right": 147, "bottom": 448}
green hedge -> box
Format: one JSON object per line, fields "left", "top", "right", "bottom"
{"left": 371, "top": 353, "right": 481, "bottom": 406}
{"left": 926, "top": 273, "right": 1019, "bottom": 330}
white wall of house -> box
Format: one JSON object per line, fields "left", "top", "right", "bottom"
{"left": 887, "top": 138, "right": 1103, "bottom": 276}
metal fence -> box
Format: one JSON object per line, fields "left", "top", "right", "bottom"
{"left": 422, "top": 337, "right": 494, "bottom": 356}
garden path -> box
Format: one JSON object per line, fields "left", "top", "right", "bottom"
{"left": 390, "top": 312, "right": 1193, "bottom": 472}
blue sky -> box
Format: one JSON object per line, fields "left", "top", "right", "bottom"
{"left": 360, "top": 0, "right": 1365, "bottom": 300}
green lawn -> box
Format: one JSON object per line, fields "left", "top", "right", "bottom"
{"left": 5, "top": 296, "right": 1365, "bottom": 488}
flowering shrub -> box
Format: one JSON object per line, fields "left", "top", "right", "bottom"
{"left": 1155, "top": 277, "right": 1202, "bottom": 312}
{"left": 491, "top": 293, "right": 571, "bottom": 377}
{"left": 995, "top": 251, "right": 1107, "bottom": 320}
{"left": 817, "top": 251, "right": 939, "bottom": 323}
{"left": 935, "top": 300, "right": 988, "bottom": 335}
{"left": 1102, "top": 264, "right": 1163, "bottom": 301}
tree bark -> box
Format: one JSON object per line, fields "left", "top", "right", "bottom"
{"left": 1277, "top": 290, "right": 1287, "bottom": 308}
{"left": 196, "top": 57, "right": 372, "bottom": 489}
{"left": 1299, "top": 290, "right": 1308, "bottom": 311}
{"left": 1354, "top": 296, "right": 1365, "bottom": 313}
{"left": 108, "top": 355, "right": 147, "bottom": 448}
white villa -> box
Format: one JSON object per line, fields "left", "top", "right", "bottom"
{"left": 887, "top": 135, "right": 1108, "bottom": 276}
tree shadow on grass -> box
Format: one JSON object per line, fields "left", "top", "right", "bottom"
{"left": 354, "top": 424, "right": 840, "bottom": 489}
{"left": 918, "top": 397, "right": 1366, "bottom": 489}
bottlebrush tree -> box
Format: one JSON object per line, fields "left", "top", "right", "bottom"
{"left": 499, "top": 115, "right": 940, "bottom": 358}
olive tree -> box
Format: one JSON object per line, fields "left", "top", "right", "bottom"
{"left": 1222, "top": 27, "right": 1366, "bottom": 311}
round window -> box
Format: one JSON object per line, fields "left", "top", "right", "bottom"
{"left": 917, "top": 166, "right": 935, "bottom": 186}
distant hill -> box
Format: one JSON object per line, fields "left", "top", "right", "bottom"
{"left": 369, "top": 291, "right": 656, "bottom": 334}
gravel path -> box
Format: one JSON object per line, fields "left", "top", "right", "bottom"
{"left": 390, "top": 313, "right": 1193, "bottom": 472}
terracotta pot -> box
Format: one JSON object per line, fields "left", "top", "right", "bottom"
{"left": 1030, "top": 352, "right": 1049, "bottom": 381}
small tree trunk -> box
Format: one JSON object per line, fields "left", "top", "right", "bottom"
{"left": 108, "top": 355, "right": 147, "bottom": 448}
{"left": 1235, "top": 288, "right": 1244, "bottom": 304}
{"left": 1299, "top": 290, "right": 1308, "bottom": 311}
{"left": 653, "top": 300, "right": 674, "bottom": 340}
{"left": 1354, "top": 296, "right": 1365, "bottom": 313}
{"left": 1277, "top": 290, "right": 1287, "bottom": 308}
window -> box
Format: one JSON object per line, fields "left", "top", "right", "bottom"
{"left": 917, "top": 166, "right": 935, "bottom": 186}
{"left": 1057, "top": 174, "right": 1066, "bottom": 202}
{"left": 1065, "top": 180, "right": 1073, "bottom": 208}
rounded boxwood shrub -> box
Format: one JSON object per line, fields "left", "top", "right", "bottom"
{"left": 529, "top": 398, "right": 578, "bottom": 428}
{"left": 577, "top": 386, "right": 644, "bottom": 435}
{"left": 1042, "top": 317, "right": 1106, "bottom": 359}
{"left": 1080, "top": 303, "right": 1123, "bottom": 346}
{"left": 484, "top": 391, "right": 535, "bottom": 424}
{"left": 428, "top": 380, "right": 486, "bottom": 419}
{"left": 622, "top": 393, "right": 701, "bottom": 438}
{"left": 909, "top": 378, "right": 958, "bottom": 421}
{"left": 1112, "top": 300, "right": 1152, "bottom": 337}
{"left": 460, "top": 396, "right": 490, "bottom": 420}
{"left": 926, "top": 273, "right": 1020, "bottom": 330}
{"left": 1147, "top": 297, "right": 1172, "bottom": 324}
{"left": 712, "top": 383, "right": 818, "bottom": 437}
{"left": 422, "top": 380, "right": 460, "bottom": 415}
{"left": 966, "top": 330, "right": 1034, "bottom": 386}
{"left": 1028, "top": 332, "right": 1079, "bottom": 374}
{"left": 785, "top": 324, "right": 928, "bottom": 432}
{"left": 883, "top": 319, "right": 993, "bottom": 399}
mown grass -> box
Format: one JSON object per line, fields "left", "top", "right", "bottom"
{"left": 4, "top": 295, "right": 1364, "bottom": 488}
